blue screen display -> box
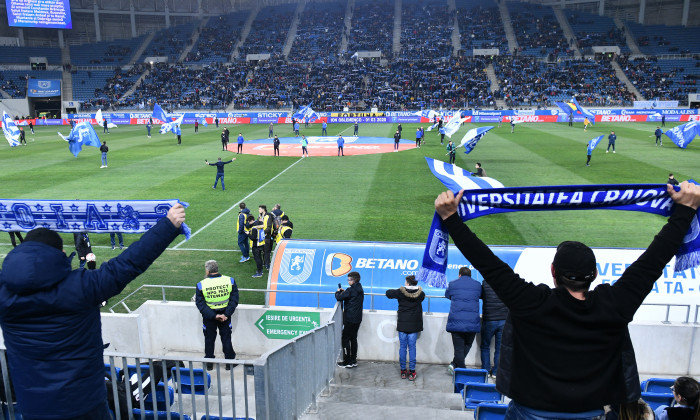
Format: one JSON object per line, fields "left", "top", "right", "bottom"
{"left": 6, "top": 0, "right": 72, "bottom": 29}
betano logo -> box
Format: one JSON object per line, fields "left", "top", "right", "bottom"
{"left": 324, "top": 253, "right": 353, "bottom": 277}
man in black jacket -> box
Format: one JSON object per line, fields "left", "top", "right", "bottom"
{"left": 434, "top": 182, "right": 700, "bottom": 419}
{"left": 480, "top": 281, "right": 507, "bottom": 379}
{"left": 335, "top": 271, "right": 364, "bottom": 368}
{"left": 386, "top": 275, "right": 424, "bottom": 381}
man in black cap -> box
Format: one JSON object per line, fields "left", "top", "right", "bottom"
{"left": 434, "top": 182, "right": 700, "bottom": 420}
{"left": 0, "top": 204, "right": 186, "bottom": 420}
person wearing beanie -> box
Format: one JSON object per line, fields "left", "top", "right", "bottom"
{"left": 434, "top": 182, "right": 700, "bottom": 419}
{"left": 0, "top": 205, "right": 186, "bottom": 420}
{"left": 386, "top": 275, "right": 425, "bottom": 381}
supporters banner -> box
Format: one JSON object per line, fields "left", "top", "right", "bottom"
{"left": 268, "top": 239, "right": 700, "bottom": 322}
{"left": 27, "top": 79, "right": 61, "bottom": 97}
{"left": 65, "top": 109, "right": 700, "bottom": 125}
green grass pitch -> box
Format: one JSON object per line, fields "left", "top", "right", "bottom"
{"left": 0, "top": 120, "right": 695, "bottom": 310}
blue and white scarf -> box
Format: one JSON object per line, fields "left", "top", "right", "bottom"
{"left": 0, "top": 199, "right": 191, "bottom": 239}
{"left": 419, "top": 160, "right": 699, "bottom": 287}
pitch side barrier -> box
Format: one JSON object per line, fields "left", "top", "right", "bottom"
{"left": 54, "top": 109, "right": 700, "bottom": 126}
{"left": 267, "top": 239, "right": 700, "bottom": 323}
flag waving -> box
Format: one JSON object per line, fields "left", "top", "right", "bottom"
{"left": 58, "top": 121, "right": 102, "bottom": 157}
{"left": 587, "top": 135, "right": 604, "bottom": 153}
{"left": 152, "top": 103, "right": 168, "bottom": 124}
{"left": 2, "top": 111, "right": 20, "bottom": 147}
{"left": 443, "top": 111, "right": 467, "bottom": 138}
{"left": 95, "top": 109, "right": 117, "bottom": 129}
{"left": 665, "top": 121, "right": 700, "bottom": 149}
{"left": 293, "top": 103, "right": 320, "bottom": 123}
{"left": 571, "top": 97, "right": 596, "bottom": 125}
{"left": 459, "top": 126, "right": 494, "bottom": 154}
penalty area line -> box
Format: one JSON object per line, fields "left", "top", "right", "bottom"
{"left": 171, "top": 157, "right": 306, "bottom": 249}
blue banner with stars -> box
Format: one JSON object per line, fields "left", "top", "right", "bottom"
{"left": 0, "top": 199, "right": 190, "bottom": 238}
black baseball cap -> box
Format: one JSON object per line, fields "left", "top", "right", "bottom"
{"left": 25, "top": 228, "right": 63, "bottom": 251}
{"left": 552, "top": 241, "right": 597, "bottom": 282}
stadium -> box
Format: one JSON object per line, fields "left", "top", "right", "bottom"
{"left": 0, "top": 0, "right": 700, "bottom": 418}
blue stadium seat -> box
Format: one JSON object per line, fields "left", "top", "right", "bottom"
{"left": 105, "top": 363, "right": 122, "bottom": 380}
{"left": 171, "top": 367, "right": 211, "bottom": 395}
{"left": 641, "top": 392, "right": 674, "bottom": 411}
{"left": 144, "top": 384, "right": 175, "bottom": 411}
{"left": 453, "top": 368, "right": 488, "bottom": 393}
{"left": 475, "top": 402, "right": 508, "bottom": 420}
{"left": 133, "top": 408, "right": 191, "bottom": 420}
{"left": 641, "top": 378, "right": 675, "bottom": 394}
{"left": 127, "top": 364, "right": 152, "bottom": 378}
{"left": 199, "top": 416, "right": 255, "bottom": 420}
{"left": 461, "top": 383, "right": 502, "bottom": 410}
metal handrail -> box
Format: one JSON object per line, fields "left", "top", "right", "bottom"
{"left": 108, "top": 284, "right": 697, "bottom": 323}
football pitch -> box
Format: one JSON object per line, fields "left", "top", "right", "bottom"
{"left": 1, "top": 120, "right": 696, "bottom": 310}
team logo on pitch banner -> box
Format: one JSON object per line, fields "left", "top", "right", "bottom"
{"left": 429, "top": 230, "right": 448, "bottom": 264}
{"left": 280, "top": 249, "right": 315, "bottom": 285}
{"left": 38, "top": 81, "right": 51, "bottom": 88}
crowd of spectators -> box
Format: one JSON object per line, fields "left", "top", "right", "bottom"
{"left": 239, "top": 4, "right": 296, "bottom": 59}
{"left": 456, "top": 4, "right": 508, "bottom": 53}
{"left": 186, "top": 13, "right": 249, "bottom": 63}
{"left": 346, "top": 0, "right": 393, "bottom": 56}
{"left": 509, "top": 3, "right": 571, "bottom": 59}
{"left": 140, "top": 21, "right": 198, "bottom": 62}
{"left": 0, "top": 73, "right": 23, "bottom": 98}
{"left": 618, "top": 56, "right": 699, "bottom": 101}
{"left": 399, "top": 0, "right": 453, "bottom": 60}
{"left": 494, "top": 57, "right": 635, "bottom": 107}
{"left": 289, "top": 2, "right": 345, "bottom": 63}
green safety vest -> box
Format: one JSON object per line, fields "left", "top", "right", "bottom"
{"left": 200, "top": 276, "right": 233, "bottom": 310}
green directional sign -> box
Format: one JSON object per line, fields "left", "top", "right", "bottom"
{"left": 255, "top": 310, "right": 321, "bottom": 339}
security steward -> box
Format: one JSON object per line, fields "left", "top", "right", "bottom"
{"left": 275, "top": 215, "right": 293, "bottom": 244}
{"left": 195, "top": 260, "right": 239, "bottom": 370}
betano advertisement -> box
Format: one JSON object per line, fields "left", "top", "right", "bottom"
{"left": 61, "top": 109, "right": 700, "bottom": 126}
{"left": 268, "top": 240, "right": 700, "bottom": 323}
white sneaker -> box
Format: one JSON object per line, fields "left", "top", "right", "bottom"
{"left": 613, "top": 151, "right": 616, "bottom": 153}
{"left": 606, "top": 151, "right": 609, "bottom": 153}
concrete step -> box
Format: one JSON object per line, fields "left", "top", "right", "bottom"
{"left": 324, "top": 384, "right": 465, "bottom": 411}
{"left": 304, "top": 401, "right": 473, "bottom": 420}
{"left": 332, "top": 361, "right": 460, "bottom": 394}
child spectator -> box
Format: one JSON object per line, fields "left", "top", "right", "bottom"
{"left": 386, "top": 275, "right": 425, "bottom": 381}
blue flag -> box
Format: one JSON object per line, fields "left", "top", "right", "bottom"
{"left": 555, "top": 101, "right": 577, "bottom": 115}
{"left": 418, "top": 158, "right": 504, "bottom": 287}
{"left": 58, "top": 121, "right": 102, "bottom": 157}
{"left": 198, "top": 117, "right": 208, "bottom": 127}
{"left": 293, "top": 103, "right": 320, "bottom": 123}
{"left": 664, "top": 121, "right": 700, "bottom": 149}
{"left": 2, "top": 111, "right": 20, "bottom": 147}
{"left": 459, "top": 126, "right": 494, "bottom": 154}
{"left": 152, "top": 103, "right": 168, "bottom": 124}
{"left": 571, "top": 97, "right": 596, "bottom": 125}
{"left": 587, "top": 135, "right": 604, "bottom": 153}
{"left": 443, "top": 111, "right": 466, "bottom": 138}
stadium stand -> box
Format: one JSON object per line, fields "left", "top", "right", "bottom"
{"left": 186, "top": 12, "right": 250, "bottom": 64}
{"left": 619, "top": 56, "right": 700, "bottom": 101}
{"left": 138, "top": 21, "right": 198, "bottom": 63}
{"left": 455, "top": 0, "right": 508, "bottom": 54}
{"left": 0, "top": 46, "right": 62, "bottom": 65}
{"left": 399, "top": 0, "right": 453, "bottom": 60}
{"left": 627, "top": 22, "right": 700, "bottom": 56}
{"left": 288, "top": 2, "right": 345, "bottom": 63}
{"left": 566, "top": 10, "right": 629, "bottom": 54}
{"left": 346, "top": 0, "right": 394, "bottom": 56}
{"left": 70, "top": 37, "right": 145, "bottom": 66}
{"left": 240, "top": 4, "right": 297, "bottom": 59}
{"left": 508, "top": 2, "right": 571, "bottom": 59}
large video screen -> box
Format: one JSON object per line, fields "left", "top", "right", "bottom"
{"left": 6, "top": 0, "right": 72, "bottom": 29}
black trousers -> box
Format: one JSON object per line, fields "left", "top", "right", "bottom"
{"left": 451, "top": 331, "right": 476, "bottom": 368}
{"left": 263, "top": 240, "right": 272, "bottom": 267}
{"left": 237, "top": 143, "right": 243, "bottom": 153}
{"left": 449, "top": 153, "right": 456, "bottom": 164}
{"left": 9, "top": 231, "right": 23, "bottom": 247}
{"left": 202, "top": 317, "right": 236, "bottom": 359}
{"left": 341, "top": 321, "right": 361, "bottom": 363}
{"left": 252, "top": 246, "right": 264, "bottom": 273}
{"left": 586, "top": 154, "right": 592, "bottom": 165}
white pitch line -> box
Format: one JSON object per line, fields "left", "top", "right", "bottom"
{"left": 171, "top": 157, "right": 306, "bottom": 249}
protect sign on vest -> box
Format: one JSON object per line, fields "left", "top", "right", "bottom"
{"left": 199, "top": 276, "right": 234, "bottom": 310}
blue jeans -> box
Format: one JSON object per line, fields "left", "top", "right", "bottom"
{"left": 505, "top": 401, "right": 604, "bottom": 420}
{"left": 238, "top": 232, "right": 250, "bottom": 258}
{"left": 480, "top": 319, "right": 505, "bottom": 374}
{"left": 214, "top": 173, "right": 225, "bottom": 190}
{"left": 110, "top": 232, "right": 123, "bottom": 248}
{"left": 101, "top": 152, "right": 107, "bottom": 166}
{"left": 398, "top": 332, "right": 418, "bottom": 371}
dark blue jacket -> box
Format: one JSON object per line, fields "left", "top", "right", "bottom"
{"left": 0, "top": 218, "right": 180, "bottom": 419}
{"left": 445, "top": 275, "right": 482, "bottom": 332}
{"left": 335, "top": 282, "right": 364, "bottom": 324}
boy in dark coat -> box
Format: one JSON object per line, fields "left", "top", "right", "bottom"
{"left": 445, "top": 266, "right": 482, "bottom": 372}
{"left": 386, "top": 275, "right": 425, "bottom": 381}
{"left": 335, "top": 271, "right": 364, "bottom": 368}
